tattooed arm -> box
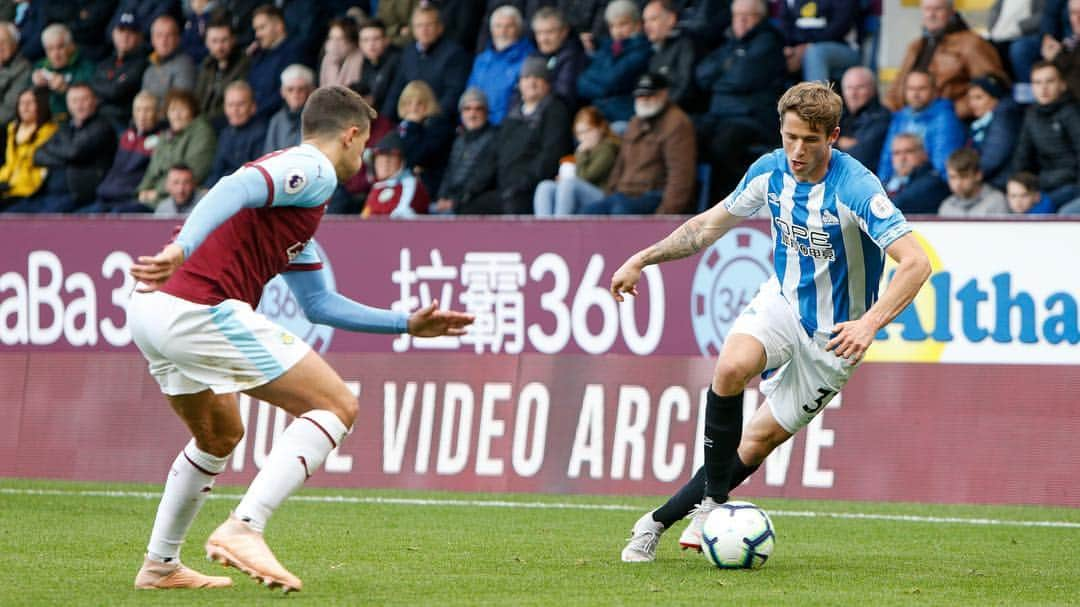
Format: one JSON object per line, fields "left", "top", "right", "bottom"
{"left": 611, "top": 203, "right": 746, "bottom": 301}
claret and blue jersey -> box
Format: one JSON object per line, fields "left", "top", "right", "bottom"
{"left": 724, "top": 149, "right": 912, "bottom": 339}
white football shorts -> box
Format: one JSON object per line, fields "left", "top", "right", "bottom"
{"left": 128, "top": 289, "right": 310, "bottom": 395}
{"left": 728, "top": 280, "right": 857, "bottom": 433}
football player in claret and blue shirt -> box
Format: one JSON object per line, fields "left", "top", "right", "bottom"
{"left": 611, "top": 81, "right": 932, "bottom": 562}
{"left": 127, "top": 85, "right": 473, "bottom": 592}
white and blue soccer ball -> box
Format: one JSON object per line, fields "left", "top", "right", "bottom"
{"left": 701, "top": 501, "right": 776, "bottom": 569}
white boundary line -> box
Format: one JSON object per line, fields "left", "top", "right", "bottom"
{"left": 2, "top": 487, "right": 1078, "bottom": 529}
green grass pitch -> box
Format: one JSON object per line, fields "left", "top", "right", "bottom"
{"left": 0, "top": 479, "right": 1077, "bottom": 606}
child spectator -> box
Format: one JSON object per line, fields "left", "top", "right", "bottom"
{"left": 939, "top": 148, "right": 1009, "bottom": 216}
{"left": 1006, "top": 171, "right": 1057, "bottom": 214}
{"left": 362, "top": 133, "right": 430, "bottom": 218}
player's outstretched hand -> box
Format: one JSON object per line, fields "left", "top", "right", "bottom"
{"left": 610, "top": 256, "right": 643, "bottom": 302}
{"left": 131, "top": 243, "right": 185, "bottom": 292}
{"left": 407, "top": 300, "right": 475, "bottom": 337}
{"left": 826, "top": 318, "right": 876, "bottom": 362}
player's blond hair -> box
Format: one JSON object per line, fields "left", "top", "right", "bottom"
{"left": 301, "top": 85, "right": 376, "bottom": 139}
{"left": 777, "top": 81, "right": 843, "bottom": 135}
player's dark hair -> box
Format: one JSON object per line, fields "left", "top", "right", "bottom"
{"left": 946, "top": 148, "right": 980, "bottom": 174}
{"left": 301, "top": 85, "right": 376, "bottom": 139}
{"left": 777, "top": 81, "right": 842, "bottom": 135}
{"left": 169, "top": 162, "right": 194, "bottom": 174}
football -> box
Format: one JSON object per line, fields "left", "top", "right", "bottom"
{"left": 701, "top": 501, "right": 776, "bottom": 569}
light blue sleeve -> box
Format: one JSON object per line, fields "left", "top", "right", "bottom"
{"left": 722, "top": 152, "right": 775, "bottom": 217}
{"left": 252, "top": 148, "right": 337, "bottom": 209}
{"left": 289, "top": 240, "right": 322, "bottom": 267}
{"left": 173, "top": 167, "right": 270, "bottom": 259}
{"left": 847, "top": 174, "right": 912, "bottom": 249}
{"left": 281, "top": 268, "right": 410, "bottom": 334}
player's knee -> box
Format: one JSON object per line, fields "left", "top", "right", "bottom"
{"left": 326, "top": 390, "right": 359, "bottom": 428}
{"left": 198, "top": 427, "right": 243, "bottom": 458}
{"left": 712, "top": 361, "right": 751, "bottom": 395}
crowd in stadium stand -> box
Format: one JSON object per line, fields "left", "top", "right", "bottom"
{"left": 0, "top": 0, "right": 1077, "bottom": 217}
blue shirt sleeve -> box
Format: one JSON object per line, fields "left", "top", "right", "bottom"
{"left": 851, "top": 186, "right": 912, "bottom": 250}
{"left": 250, "top": 146, "right": 337, "bottom": 209}
{"left": 281, "top": 268, "right": 410, "bottom": 334}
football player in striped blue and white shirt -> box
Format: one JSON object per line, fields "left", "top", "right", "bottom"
{"left": 613, "top": 81, "right": 932, "bottom": 562}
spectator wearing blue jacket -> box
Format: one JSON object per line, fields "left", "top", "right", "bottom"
{"left": 247, "top": 5, "right": 305, "bottom": 123}
{"left": 576, "top": 0, "right": 653, "bottom": 125}
{"left": 966, "top": 74, "right": 1021, "bottom": 189}
{"left": 878, "top": 70, "right": 965, "bottom": 183}
{"left": 382, "top": 6, "right": 471, "bottom": 122}
{"left": 466, "top": 6, "right": 535, "bottom": 125}
{"left": 204, "top": 81, "right": 267, "bottom": 187}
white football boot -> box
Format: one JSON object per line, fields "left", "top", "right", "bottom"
{"left": 679, "top": 496, "right": 722, "bottom": 552}
{"left": 620, "top": 511, "right": 665, "bottom": 563}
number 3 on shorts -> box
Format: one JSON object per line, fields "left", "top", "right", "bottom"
{"left": 802, "top": 388, "right": 837, "bottom": 414}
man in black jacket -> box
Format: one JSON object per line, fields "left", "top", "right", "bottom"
{"left": 91, "top": 12, "right": 149, "bottom": 133}
{"left": 460, "top": 57, "right": 571, "bottom": 214}
{"left": 530, "top": 7, "right": 587, "bottom": 109}
{"left": 10, "top": 84, "right": 116, "bottom": 212}
{"left": 837, "top": 66, "right": 891, "bottom": 170}
{"left": 434, "top": 88, "right": 498, "bottom": 214}
{"left": 381, "top": 6, "right": 469, "bottom": 121}
{"left": 357, "top": 19, "right": 402, "bottom": 115}
{"left": 644, "top": 0, "right": 697, "bottom": 111}
{"left": 1011, "top": 60, "right": 1080, "bottom": 209}
{"left": 884, "top": 133, "right": 950, "bottom": 215}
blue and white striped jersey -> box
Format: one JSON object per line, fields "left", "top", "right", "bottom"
{"left": 723, "top": 148, "right": 912, "bottom": 339}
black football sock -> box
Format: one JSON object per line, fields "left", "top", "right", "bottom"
{"left": 651, "top": 465, "right": 706, "bottom": 527}
{"left": 727, "top": 455, "right": 760, "bottom": 492}
{"left": 703, "top": 388, "right": 743, "bottom": 502}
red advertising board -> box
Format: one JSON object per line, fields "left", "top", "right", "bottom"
{"left": 1, "top": 218, "right": 1078, "bottom": 507}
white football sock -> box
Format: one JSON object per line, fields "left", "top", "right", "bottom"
{"left": 234, "top": 409, "right": 349, "bottom": 532}
{"left": 146, "top": 439, "right": 229, "bottom": 562}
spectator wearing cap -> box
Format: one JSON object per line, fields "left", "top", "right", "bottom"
{"left": 576, "top": 0, "right": 653, "bottom": 125}
{"left": 31, "top": 23, "right": 95, "bottom": 120}
{"left": 205, "top": 81, "right": 266, "bottom": 186}
{"left": 966, "top": 74, "right": 1021, "bottom": 189}
{"left": 356, "top": 19, "right": 402, "bottom": 116}
{"left": 0, "top": 22, "right": 32, "bottom": 129}
{"left": 141, "top": 14, "right": 196, "bottom": 103}
{"left": 248, "top": 5, "right": 305, "bottom": 123}
{"left": 362, "top": 132, "right": 431, "bottom": 218}
{"left": 461, "top": 55, "right": 571, "bottom": 214}
{"left": 107, "top": 0, "right": 182, "bottom": 41}
{"left": 194, "top": 16, "right": 251, "bottom": 131}
{"left": 382, "top": 6, "right": 470, "bottom": 121}
{"left": 263, "top": 64, "right": 314, "bottom": 153}
{"left": 643, "top": 1, "right": 697, "bottom": 110}
{"left": 92, "top": 12, "right": 150, "bottom": 133}
{"left": 837, "top": 66, "right": 890, "bottom": 171}
{"left": 529, "top": 7, "right": 586, "bottom": 109}
{"left": 433, "top": 87, "right": 498, "bottom": 214}
{"left": 582, "top": 72, "right": 695, "bottom": 215}
{"left": 693, "top": 0, "right": 785, "bottom": 196}
{"left": 466, "top": 6, "right": 535, "bottom": 125}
